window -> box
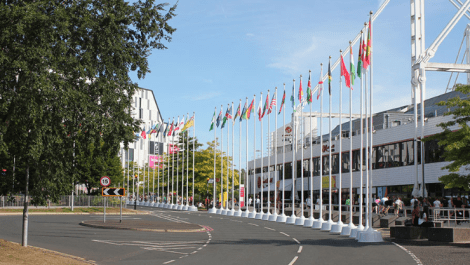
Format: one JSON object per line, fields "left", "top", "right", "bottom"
{"left": 149, "top": 110, "right": 151, "bottom": 120}
{"left": 255, "top": 168, "right": 261, "bottom": 174}
{"left": 352, "top": 150, "right": 360, "bottom": 171}
{"left": 313, "top": 157, "right": 320, "bottom": 176}
{"left": 285, "top": 163, "right": 293, "bottom": 179}
{"left": 425, "top": 140, "right": 445, "bottom": 163}
{"left": 342, "top": 151, "right": 350, "bottom": 173}
{"left": 331, "top": 154, "right": 339, "bottom": 174}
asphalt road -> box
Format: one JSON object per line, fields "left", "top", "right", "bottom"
{"left": 0, "top": 207, "right": 416, "bottom": 265}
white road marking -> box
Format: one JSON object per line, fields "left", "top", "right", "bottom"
{"left": 293, "top": 238, "right": 300, "bottom": 244}
{"left": 392, "top": 242, "right": 423, "bottom": 265}
{"left": 297, "top": 246, "right": 302, "bottom": 253}
{"left": 248, "top": 223, "right": 259, "bottom": 226}
{"left": 288, "top": 256, "right": 298, "bottom": 265}
{"left": 280, "top": 232, "right": 290, "bottom": 237}
{"left": 264, "top": 227, "right": 276, "bottom": 231}
{"left": 163, "top": 260, "right": 174, "bottom": 264}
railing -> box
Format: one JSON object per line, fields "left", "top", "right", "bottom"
{"left": 0, "top": 195, "right": 123, "bottom": 208}
{"left": 432, "top": 207, "right": 470, "bottom": 227}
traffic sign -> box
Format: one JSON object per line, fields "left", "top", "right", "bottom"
{"left": 102, "top": 187, "right": 126, "bottom": 196}
{"left": 100, "top": 176, "right": 111, "bottom": 187}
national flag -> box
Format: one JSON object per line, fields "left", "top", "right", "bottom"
{"left": 216, "top": 108, "right": 222, "bottom": 127}
{"left": 233, "top": 102, "right": 241, "bottom": 121}
{"left": 244, "top": 99, "right": 254, "bottom": 120}
{"left": 364, "top": 18, "right": 371, "bottom": 69}
{"left": 328, "top": 60, "right": 332, "bottom": 95}
{"left": 210, "top": 111, "right": 216, "bottom": 131}
{"left": 307, "top": 72, "right": 312, "bottom": 103}
{"left": 240, "top": 100, "right": 247, "bottom": 121}
{"left": 167, "top": 121, "right": 174, "bottom": 136}
{"left": 257, "top": 96, "right": 263, "bottom": 121}
{"left": 350, "top": 44, "right": 356, "bottom": 87}
{"left": 163, "top": 122, "right": 169, "bottom": 137}
{"left": 222, "top": 106, "right": 231, "bottom": 129}
{"left": 182, "top": 115, "right": 194, "bottom": 132}
{"left": 298, "top": 78, "right": 303, "bottom": 103}
{"left": 357, "top": 34, "right": 363, "bottom": 77}
{"left": 146, "top": 126, "right": 151, "bottom": 135}
{"left": 290, "top": 83, "right": 296, "bottom": 110}
{"left": 261, "top": 93, "right": 269, "bottom": 118}
{"left": 267, "top": 93, "right": 276, "bottom": 114}
{"left": 141, "top": 126, "right": 147, "bottom": 139}
{"left": 317, "top": 68, "right": 323, "bottom": 100}
{"left": 362, "top": 38, "right": 367, "bottom": 69}
{"left": 278, "top": 90, "right": 286, "bottom": 114}
{"left": 176, "top": 117, "right": 185, "bottom": 132}
{"left": 157, "top": 122, "right": 164, "bottom": 137}
{"left": 340, "top": 54, "right": 351, "bottom": 89}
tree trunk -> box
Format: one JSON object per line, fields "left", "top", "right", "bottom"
{"left": 22, "top": 165, "right": 29, "bottom": 247}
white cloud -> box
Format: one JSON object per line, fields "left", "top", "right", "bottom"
{"left": 246, "top": 33, "right": 254, "bottom": 37}
{"left": 189, "top": 92, "right": 221, "bottom": 101}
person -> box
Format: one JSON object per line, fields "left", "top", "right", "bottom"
{"left": 411, "top": 204, "right": 420, "bottom": 226}
{"left": 306, "top": 195, "right": 312, "bottom": 209}
{"left": 380, "top": 196, "right": 388, "bottom": 214}
{"left": 255, "top": 196, "right": 260, "bottom": 212}
{"left": 410, "top": 196, "right": 418, "bottom": 209}
{"left": 248, "top": 196, "right": 253, "bottom": 207}
{"left": 454, "top": 197, "right": 464, "bottom": 217}
{"left": 433, "top": 198, "right": 442, "bottom": 217}
{"left": 345, "top": 196, "right": 351, "bottom": 212}
{"left": 422, "top": 197, "right": 431, "bottom": 208}
{"left": 418, "top": 207, "right": 433, "bottom": 227}
{"left": 383, "top": 196, "right": 392, "bottom": 215}
{"left": 374, "top": 197, "right": 380, "bottom": 214}
{"left": 394, "top": 197, "right": 403, "bottom": 217}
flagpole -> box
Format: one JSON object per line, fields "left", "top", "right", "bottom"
{"left": 190, "top": 112, "right": 197, "bottom": 211}
{"left": 305, "top": 70, "right": 315, "bottom": 227}
{"left": 209, "top": 108, "right": 217, "bottom": 214}
{"left": 153, "top": 143, "right": 155, "bottom": 205}
{"left": 235, "top": 99, "right": 243, "bottom": 216}
{"left": 222, "top": 104, "right": 230, "bottom": 215}
{"left": 322, "top": 56, "right": 335, "bottom": 231}
{"left": 218, "top": 106, "right": 224, "bottom": 215}
{"left": 248, "top": 95, "right": 257, "bottom": 219}
{"left": 178, "top": 115, "right": 184, "bottom": 210}
{"left": 256, "top": 92, "right": 264, "bottom": 220}
{"left": 228, "top": 102, "right": 235, "bottom": 216}
{"left": 287, "top": 79, "right": 296, "bottom": 225}
{"left": 185, "top": 112, "right": 190, "bottom": 210}
{"left": 270, "top": 87, "right": 279, "bottom": 222}
{"left": 277, "top": 84, "right": 287, "bottom": 223}
{"left": 296, "top": 77, "right": 305, "bottom": 226}
{"left": 313, "top": 63, "right": 325, "bottom": 229}
{"left": 127, "top": 147, "right": 129, "bottom": 204}
{"left": 242, "top": 97, "right": 250, "bottom": 218}
{"left": 263, "top": 90, "right": 271, "bottom": 221}
{"left": 166, "top": 118, "right": 171, "bottom": 208}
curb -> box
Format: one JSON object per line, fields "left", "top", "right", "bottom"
{"left": 79, "top": 221, "right": 207, "bottom": 233}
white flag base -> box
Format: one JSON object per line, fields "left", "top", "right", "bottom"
{"left": 340, "top": 223, "right": 357, "bottom": 236}
{"left": 330, "top": 221, "right": 346, "bottom": 234}
{"left": 182, "top": 205, "right": 189, "bottom": 211}
{"left": 227, "top": 209, "right": 235, "bottom": 216}
{"left": 177, "top": 205, "right": 183, "bottom": 210}
{"left": 233, "top": 210, "right": 242, "bottom": 217}
{"left": 254, "top": 212, "right": 263, "bottom": 219}
{"left": 357, "top": 227, "right": 383, "bottom": 242}
{"left": 350, "top": 224, "right": 365, "bottom": 238}
{"left": 321, "top": 220, "right": 336, "bottom": 231}
{"left": 208, "top": 207, "right": 217, "bottom": 214}
{"left": 312, "top": 218, "right": 325, "bottom": 229}
{"left": 276, "top": 213, "right": 287, "bottom": 223}
{"left": 303, "top": 216, "right": 316, "bottom": 227}
{"left": 248, "top": 211, "right": 257, "bottom": 218}
{"left": 268, "top": 212, "right": 278, "bottom": 222}
{"left": 188, "top": 205, "right": 198, "bottom": 212}
{"left": 216, "top": 208, "right": 223, "bottom": 214}
{"left": 262, "top": 212, "right": 271, "bottom": 221}
{"left": 171, "top": 204, "right": 178, "bottom": 210}
{"left": 241, "top": 210, "right": 250, "bottom": 218}
{"left": 286, "top": 215, "right": 296, "bottom": 224}
{"left": 295, "top": 215, "right": 306, "bottom": 226}
{"left": 221, "top": 209, "right": 228, "bottom": 215}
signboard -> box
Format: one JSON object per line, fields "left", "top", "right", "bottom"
{"left": 239, "top": 184, "right": 245, "bottom": 207}
{"left": 169, "top": 144, "right": 180, "bottom": 154}
{"left": 208, "top": 178, "right": 215, "bottom": 184}
{"left": 149, "top": 141, "right": 164, "bottom": 155}
{"left": 102, "top": 187, "right": 126, "bottom": 196}
{"left": 100, "top": 176, "right": 111, "bottom": 187}
{"left": 321, "top": 176, "right": 336, "bottom": 189}
{"left": 149, "top": 155, "right": 163, "bottom": 169}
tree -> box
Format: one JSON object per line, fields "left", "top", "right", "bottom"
{"left": 425, "top": 84, "right": 470, "bottom": 191}
{"left": 0, "top": 0, "right": 177, "bottom": 246}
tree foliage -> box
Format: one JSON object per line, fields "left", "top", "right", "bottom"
{"left": 425, "top": 84, "right": 470, "bottom": 190}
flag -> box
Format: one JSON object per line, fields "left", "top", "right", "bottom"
{"left": 244, "top": 99, "right": 254, "bottom": 120}
{"left": 240, "top": 100, "right": 247, "bottom": 121}
{"left": 317, "top": 69, "right": 323, "bottom": 100}
{"left": 167, "top": 121, "right": 174, "bottom": 136}
{"left": 233, "top": 102, "right": 241, "bottom": 121}
{"left": 328, "top": 61, "right": 332, "bottom": 95}
{"left": 183, "top": 116, "right": 194, "bottom": 131}
{"left": 222, "top": 106, "right": 231, "bottom": 129}
{"left": 175, "top": 117, "right": 185, "bottom": 132}
{"left": 267, "top": 93, "right": 276, "bottom": 114}
{"left": 216, "top": 108, "right": 222, "bottom": 127}
{"left": 141, "top": 126, "right": 147, "bottom": 139}
{"left": 307, "top": 73, "right": 312, "bottom": 103}
{"left": 298, "top": 79, "right": 303, "bottom": 103}
{"left": 210, "top": 111, "right": 216, "bottom": 131}
{"left": 261, "top": 93, "right": 269, "bottom": 118}
{"left": 341, "top": 54, "right": 351, "bottom": 89}
{"left": 146, "top": 126, "right": 151, "bottom": 134}
{"left": 163, "top": 122, "right": 169, "bottom": 137}
{"left": 350, "top": 45, "right": 356, "bottom": 87}
{"left": 364, "top": 18, "right": 371, "bottom": 69}
{"left": 278, "top": 90, "right": 286, "bottom": 114}
{"left": 157, "top": 122, "right": 164, "bottom": 137}
{"left": 290, "top": 83, "right": 296, "bottom": 110}
{"left": 357, "top": 34, "right": 363, "bottom": 77}
{"left": 257, "top": 96, "right": 263, "bottom": 121}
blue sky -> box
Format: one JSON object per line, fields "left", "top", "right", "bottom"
{"left": 131, "top": 0, "right": 470, "bottom": 165}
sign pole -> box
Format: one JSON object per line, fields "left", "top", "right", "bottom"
{"left": 103, "top": 197, "right": 106, "bottom": 223}
{"left": 120, "top": 196, "right": 122, "bottom": 223}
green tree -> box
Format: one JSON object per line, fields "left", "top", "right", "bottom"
{"left": 425, "top": 84, "right": 470, "bottom": 191}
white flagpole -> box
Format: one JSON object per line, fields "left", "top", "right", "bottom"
{"left": 171, "top": 117, "right": 176, "bottom": 209}
{"left": 186, "top": 112, "right": 190, "bottom": 210}
{"left": 176, "top": 116, "right": 181, "bottom": 210}
{"left": 209, "top": 108, "right": 217, "bottom": 213}
{"left": 305, "top": 70, "right": 316, "bottom": 227}
{"left": 166, "top": 119, "right": 171, "bottom": 208}
{"left": 127, "top": 147, "right": 129, "bottom": 203}
{"left": 179, "top": 116, "right": 184, "bottom": 210}
{"left": 313, "top": 64, "right": 325, "bottom": 229}
{"left": 218, "top": 106, "right": 224, "bottom": 215}
{"left": 228, "top": 102, "right": 235, "bottom": 216}
{"left": 277, "top": 84, "right": 287, "bottom": 223}
{"left": 332, "top": 50, "right": 345, "bottom": 233}
{"left": 188, "top": 112, "right": 197, "bottom": 211}
{"left": 153, "top": 143, "right": 155, "bottom": 205}
{"left": 248, "top": 95, "right": 257, "bottom": 219}
{"left": 256, "top": 92, "right": 264, "bottom": 220}
{"left": 270, "top": 87, "right": 279, "bottom": 222}
{"left": 287, "top": 79, "right": 297, "bottom": 225}
{"left": 263, "top": 90, "right": 271, "bottom": 221}
{"left": 242, "top": 98, "right": 250, "bottom": 217}
{"left": 223, "top": 103, "right": 230, "bottom": 215}
{"left": 235, "top": 99, "right": 243, "bottom": 217}
{"left": 296, "top": 77, "right": 305, "bottom": 226}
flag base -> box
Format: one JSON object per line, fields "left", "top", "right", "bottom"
{"left": 286, "top": 215, "right": 296, "bottom": 224}
{"left": 312, "top": 218, "right": 325, "bottom": 229}
{"left": 233, "top": 210, "right": 242, "bottom": 217}
{"left": 248, "top": 211, "right": 256, "bottom": 219}
{"left": 330, "top": 221, "right": 346, "bottom": 234}
{"left": 208, "top": 207, "right": 217, "bottom": 214}
{"left": 295, "top": 215, "right": 305, "bottom": 226}
{"left": 255, "top": 212, "right": 263, "bottom": 219}
{"left": 177, "top": 205, "right": 183, "bottom": 210}
{"left": 268, "top": 212, "right": 278, "bottom": 222}
{"left": 241, "top": 210, "right": 250, "bottom": 218}
{"left": 357, "top": 227, "right": 383, "bottom": 242}
{"left": 321, "top": 220, "right": 336, "bottom": 231}
{"left": 262, "top": 212, "right": 271, "bottom": 221}
{"left": 350, "top": 224, "right": 365, "bottom": 238}
{"left": 303, "top": 216, "right": 316, "bottom": 227}
{"left": 188, "top": 205, "right": 198, "bottom": 212}
{"left": 276, "top": 213, "right": 287, "bottom": 223}
{"left": 221, "top": 209, "right": 228, "bottom": 215}
{"left": 182, "top": 205, "right": 189, "bottom": 211}
{"left": 216, "top": 208, "right": 223, "bottom": 214}
{"left": 171, "top": 204, "right": 178, "bottom": 210}
{"left": 227, "top": 209, "right": 235, "bottom": 216}
{"left": 340, "top": 223, "right": 357, "bottom": 236}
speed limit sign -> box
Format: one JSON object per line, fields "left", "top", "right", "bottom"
{"left": 100, "top": 176, "right": 111, "bottom": 187}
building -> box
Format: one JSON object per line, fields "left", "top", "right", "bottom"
{"left": 247, "top": 91, "right": 469, "bottom": 202}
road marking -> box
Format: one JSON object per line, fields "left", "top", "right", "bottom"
{"left": 163, "top": 260, "right": 175, "bottom": 264}
{"left": 264, "top": 227, "right": 275, "bottom": 231}
{"left": 392, "top": 242, "right": 423, "bottom": 265}
{"left": 288, "top": 256, "right": 298, "bottom": 265}
{"left": 280, "top": 232, "right": 290, "bottom": 237}
{"left": 248, "top": 223, "right": 259, "bottom": 226}
{"left": 292, "top": 238, "right": 300, "bottom": 244}
{"left": 297, "top": 246, "right": 302, "bottom": 253}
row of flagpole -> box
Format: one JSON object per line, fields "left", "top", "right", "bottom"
{"left": 207, "top": 12, "right": 383, "bottom": 242}
{"left": 125, "top": 112, "right": 198, "bottom": 212}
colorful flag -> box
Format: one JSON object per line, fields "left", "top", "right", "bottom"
{"left": 240, "top": 100, "right": 247, "bottom": 121}
{"left": 210, "top": 111, "right": 216, "bottom": 131}
{"left": 328, "top": 60, "right": 332, "bottom": 95}
{"left": 267, "top": 93, "right": 276, "bottom": 114}
{"left": 363, "top": 18, "right": 371, "bottom": 69}
{"left": 222, "top": 106, "right": 231, "bottom": 129}
{"left": 298, "top": 79, "right": 303, "bottom": 103}
{"left": 278, "top": 90, "right": 286, "bottom": 114}
{"left": 157, "top": 122, "right": 164, "bottom": 137}
{"left": 350, "top": 45, "right": 356, "bottom": 87}
{"left": 163, "top": 122, "right": 169, "bottom": 137}
{"left": 175, "top": 117, "right": 185, "bottom": 132}
{"left": 167, "top": 121, "right": 174, "bottom": 136}
{"left": 307, "top": 73, "right": 312, "bottom": 103}
{"left": 317, "top": 68, "right": 323, "bottom": 100}
{"left": 357, "top": 34, "right": 363, "bottom": 77}
{"left": 233, "top": 102, "right": 241, "bottom": 121}
{"left": 258, "top": 96, "right": 263, "bottom": 121}
{"left": 290, "top": 83, "right": 296, "bottom": 110}
{"left": 183, "top": 115, "right": 194, "bottom": 132}
{"left": 216, "top": 108, "right": 222, "bottom": 127}
{"left": 244, "top": 99, "right": 254, "bottom": 120}
{"left": 261, "top": 92, "right": 269, "bottom": 118}
{"left": 341, "top": 54, "right": 351, "bottom": 89}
